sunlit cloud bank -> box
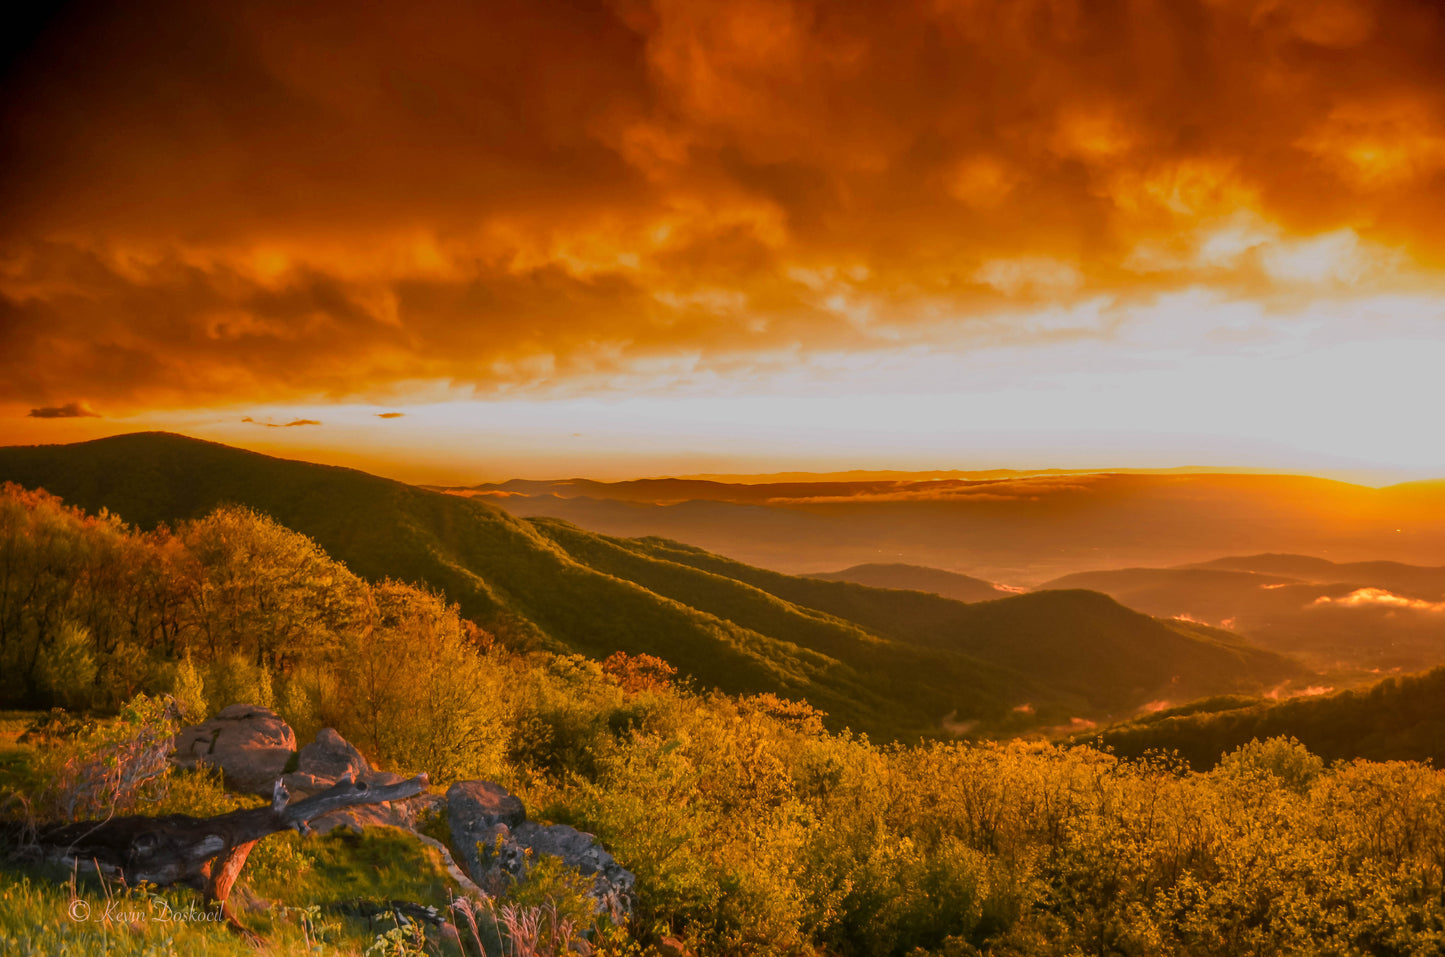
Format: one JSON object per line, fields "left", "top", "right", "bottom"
{"left": 4, "top": 0, "right": 1445, "bottom": 474}
{"left": 1312, "top": 588, "right": 1445, "bottom": 612}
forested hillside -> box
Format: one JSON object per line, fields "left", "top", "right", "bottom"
{"left": 1088, "top": 668, "right": 1445, "bottom": 769}
{"left": 0, "top": 434, "right": 1300, "bottom": 736}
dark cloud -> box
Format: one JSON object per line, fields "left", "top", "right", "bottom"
{"left": 3, "top": 0, "right": 1445, "bottom": 411}
{"left": 376, "top": 412, "right": 405, "bottom": 419}
{"left": 27, "top": 401, "right": 99, "bottom": 418}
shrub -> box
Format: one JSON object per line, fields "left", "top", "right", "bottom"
{"left": 1215, "top": 736, "right": 1324, "bottom": 793}
{"left": 36, "top": 694, "right": 181, "bottom": 821}
{"left": 32, "top": 621, "right": 96, "bottom": 710}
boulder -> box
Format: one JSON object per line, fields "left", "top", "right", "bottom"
{"left": 275, "top": 727, "right": 435, "bottom": 835}
{"left": 446, "top": 780, "right": 635, "bottom": 921}
{"left": 171, "top": 704, "right": 297, "bottom": 797}
{"left": 512, "top": 821, "right": 636, "bottom": 922}
{"left": 448, "top": 781, "right": 526, "bottom": 832}
{"left": 446, "top": 781, "right": 526, "bottom": 892}
{"left": 283, "top": 728, "right": 405, "bottom": 797}
{"left": 171, "top": 711, "right": 628, "bottom": 919}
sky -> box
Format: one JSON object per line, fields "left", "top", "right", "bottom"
{"left": 3, "top": 0, "right": 1445, "bottom": 484}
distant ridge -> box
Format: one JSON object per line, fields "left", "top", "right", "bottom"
{"left": 665, "top": 466, "right": 1374, "bottom": 484}
{"left": 456, "top": 470, "right": 1445, "bottom": 581}
{"left": 807, "top": 563, "right": 1014, "bottom": 603}
{"left": 1184, "top": 554, "right": 1445, "bottom": 596}
{"left": 0, "top": 432, "right": 1301, "bottom": 738}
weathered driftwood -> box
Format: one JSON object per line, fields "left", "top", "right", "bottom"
{"left": 34, "top": 773, "right": 428, "bottom": 936}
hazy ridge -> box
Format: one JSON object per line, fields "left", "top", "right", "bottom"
{"left": 457, "top": 472, "right": 1445, "bottom": 583}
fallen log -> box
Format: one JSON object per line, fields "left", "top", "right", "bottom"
{"left": 31, "top": 772, "right": 429, "bottom": 937}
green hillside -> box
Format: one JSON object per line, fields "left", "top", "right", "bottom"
{"left": 530, "top": 527, "right": 1301, "bottom": 715}
{"left": 0, "top": 433, "right": 1299, "bottom": 737}
{"left": 523, "top": 516, "right": 1046, "bottom": 724}
{"left": 1087, "top": 667, "right": 1445, "bottom": 768}
{"left": 0, "top": 434, "right": 889, "bottom": 726}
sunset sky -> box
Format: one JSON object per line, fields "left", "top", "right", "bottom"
{"left": 4, "top": 0, "right": 1445, "bottom": 484}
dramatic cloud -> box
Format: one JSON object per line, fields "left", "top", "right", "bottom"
{"left": 3, "top": 0, "right": 1445, "bottom": 416}
{"left": 26, "top": 401, "right": 99, "bottom": 419}
{"left": 241, "top": 416, "right": 322, "bottom": 428}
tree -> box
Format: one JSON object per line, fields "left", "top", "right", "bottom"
{"left": 331, "top": 580, "right": 511, "bottom": 781}
{"left": 180, "top": 506, "right": 367, "bottom": 673}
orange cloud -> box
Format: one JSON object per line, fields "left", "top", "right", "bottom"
{"left": 3, "top": 0, "right": 1445, "bottom": 414}
{"left": 1311, "top": 587, "right": 1445, "bottom": 612}
{"left": 242, "top": 416, "right": 322, "bottom": 428}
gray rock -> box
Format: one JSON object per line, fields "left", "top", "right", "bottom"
{"left": 283, "top": 728, "right": 404, "bottom": 796}
{"left": 446, "top": 781, "right": 526, "bottom": 894}
{"left": 448, "top": 780, "right": 526, "bottom": 831}
{"left": 445, "top": 780, "right": 635, "bottom": 921}
{"left": 171, "top": 704, "right": 297, "bottom": 797}
{"left": 513, "top": 821, "right": 636, "bottom": 922}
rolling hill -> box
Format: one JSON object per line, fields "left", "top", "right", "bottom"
{"left": 0, "top": 432, "right": 1301, "bottom": 738}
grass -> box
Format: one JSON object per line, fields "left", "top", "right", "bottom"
{"left": 0, "top": 866, "right": 335, "bottom": 956}
{"left": 0, "top": 711, "right": 45, "bottom": 798}
{"left": 245, "top": 827, "right": 462, "bottom": 909}
{"left": 0, "top": 828, "right": 472, "bottom": 956}
{"left": 0, "top": 722, "right": 473, "bottom": 957}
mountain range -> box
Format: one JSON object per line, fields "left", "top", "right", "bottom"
{"left": 0, "top": 432, "right": 1300, "bottom": 739}
{"left": 453, "top": 473, "right": 1445, "bottom": 584}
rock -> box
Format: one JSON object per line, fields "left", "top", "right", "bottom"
{"left": 310, "top": 791, "right": 446, "bottom": 835}
{"left": 172, "top": 711, "right": 635, "bottom": 923}
{"left": 280, "top": 727, "right": 434, "bottom": 834}
{"left": 448, "top": 781, "right": 526, "bottom": 831}
{"left": 174, "top": 709, "right": 405, "bottom": 807}
{"left": 171, "top": 704, "right": 298, "bottom": 797}
{"left": 446, "top": 781, "right": 527, "bottom": 894}
{"left": 512, "top": 821, "right": 637, "bottom": 922}
{"left": 283, "top": 728, "right": 404, "bottom": 797}
{"left": 445, "top": 780, "right": 636, "bottom": 921}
